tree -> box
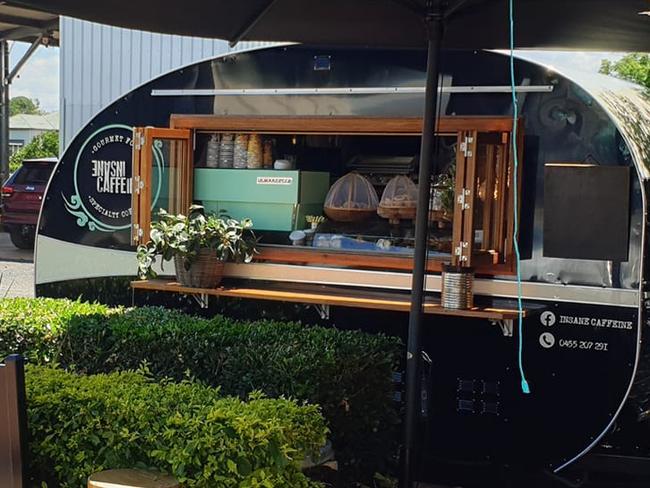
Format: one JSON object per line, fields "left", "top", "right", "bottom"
{"left": 9, "top": 96, "right": 43, "bottom": 116}
{"left": 9, "top": 131, "right": 58, "bottom": 173}
{"left": 599, "top": 53, "right": 650, "bottom": 90}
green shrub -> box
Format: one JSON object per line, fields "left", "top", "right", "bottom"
{"left": 0, "top": 298, "right": 111, "bottom": 363}
{"left": 61, "top": 307, "right": 402, "bottom": 479}
{"left": 9, "top": 130, "right": 58, "bottom": 174}
{"left": 27, "top": 366, "right": 326, "bottom": 488}
{"left": 0, "top": 298, "right": 402, "bottom": 481}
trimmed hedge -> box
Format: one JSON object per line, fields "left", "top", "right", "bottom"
{"left": 0, "top": 298, "right": 402, "bottom": 480}
{"left": 0, "top": 298, "right": 110, "bottom": 363}
{"left": 27, "top": 366, "right": 326, "bottom": 488}
{"left": 60, "top": 307, "right": 402, "bottom": 479}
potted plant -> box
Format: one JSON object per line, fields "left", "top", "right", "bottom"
{"left": 136, "top": 205, "right": 257, "bottom": 288}
{"left": 305, "top": 214, "right": 325, "bottom": 230}
{"left": 430, "top": 165, "right": 455, "bottom": 228}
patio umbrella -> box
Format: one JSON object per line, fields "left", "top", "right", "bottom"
{"left": 8, "top": 1, "right": 649, "bottom": 485}
{"left": 5, "top": 0, "right": 650, "bottom": 51}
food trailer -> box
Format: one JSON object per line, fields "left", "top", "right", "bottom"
{"left": 35, "top": 45, "right": 650, "bottom": 482}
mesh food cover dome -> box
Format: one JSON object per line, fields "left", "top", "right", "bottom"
{"left": 378, "top": 175, "right": 418, "bottom": 223}
{"left": 379, "top": 175, "right": 418, "bottom": 208}
{"left": 324, "top": 172, "right": 379, "bottom": 222}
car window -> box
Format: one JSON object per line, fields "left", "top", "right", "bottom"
{"left": 13, "top": 164, "right": 54, "bottom": 185}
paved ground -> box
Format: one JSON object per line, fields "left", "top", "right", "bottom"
{"left": 0, "top": 232, "right": 34, "bottom": 298}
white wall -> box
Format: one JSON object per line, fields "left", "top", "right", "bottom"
{"left": 59, "top": 17, "right": 274, "bottom": 150}
{"left": 9, "top": 128, "right": 48, "bottom": 146}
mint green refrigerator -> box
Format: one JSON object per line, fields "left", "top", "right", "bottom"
{"left": 193, "top": 169, "right": 330, "bottom": 231}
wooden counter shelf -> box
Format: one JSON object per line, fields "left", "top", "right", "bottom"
{"left": 131, "top": 279, "right": 533, "bottom": 321}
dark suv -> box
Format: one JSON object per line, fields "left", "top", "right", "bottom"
{"left": 1, "top": 157, "right": 57, "bottom": 249}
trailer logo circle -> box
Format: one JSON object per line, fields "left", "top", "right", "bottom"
{"left": 63, "top": 124, "right": 162, "bottom": 232}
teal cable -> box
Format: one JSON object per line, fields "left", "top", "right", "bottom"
{"left": 509, "top": 0, "right": 531, "bottom": 395}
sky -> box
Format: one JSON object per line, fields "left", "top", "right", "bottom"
{"left": 515, "top": 50, "right": 623, "bottom": 74}
{"left": 9, "top": 42, "right": 59, "bottom": 113}
{"left": 6, "top": 44, "right": 625, "bottom": 115}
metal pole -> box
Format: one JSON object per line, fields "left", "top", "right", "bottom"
{"left": 0, "top": 40, "right": 9, "bottom": 186}
{"left": 8, "top": 35, "right": 42, "bottom": 84}
{"left": 0, "top": 37, "right": 41, "bottom": 189}
{"left": 402, "top": 1, "right": 444, "bottom": 486}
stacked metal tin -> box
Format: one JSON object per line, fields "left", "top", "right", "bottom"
{"left": 218, "top": 133, "right": 234, "bottom": 168}
{"left": 206, "top": 134, "right": 220, "bottom": 168}
{"left": 233, "top": 134, "right": 249, "bottom": 168}
{"left": 441, "top": 265, "right": 474, "bottom": 309}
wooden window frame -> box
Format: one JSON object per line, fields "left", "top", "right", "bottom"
{"left": 133, "top": 115, "right": 521, "bottom": 276}
{"left": 131, "top": 127, "right": 192, "bottom": 245}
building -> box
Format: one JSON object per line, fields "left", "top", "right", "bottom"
{"left": 9, "top": 111, "right": 59, "bottom": 155}
{"left": 59, "top": 17, "right": 274, "bottom": 150}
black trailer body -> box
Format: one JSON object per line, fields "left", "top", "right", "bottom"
{"left": 34, "top": 46, "right": 650, "bottom": 476}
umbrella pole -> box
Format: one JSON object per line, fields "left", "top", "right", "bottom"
{"left": 402, "top": 2, "right": 444, "bottom": 487}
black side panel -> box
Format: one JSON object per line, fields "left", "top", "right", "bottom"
{"left": 421, "top": 302, "right": 638, "bottom": 471}
{"left": 544, "top": 164, "right": 630, "bottom": 261}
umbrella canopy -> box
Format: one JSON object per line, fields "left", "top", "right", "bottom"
{"left": 8, "top": 1, "right": 648, "bottom": 486}
{"left": 6, "top": 0, "right": 650, "bottom": 51}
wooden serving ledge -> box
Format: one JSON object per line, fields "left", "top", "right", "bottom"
{"left": 131, "top": 279, "right": 530, "bottom": 321}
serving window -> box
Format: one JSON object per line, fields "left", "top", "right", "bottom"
{"left": 132, "top": 116, "right": 522, "bottom": 276}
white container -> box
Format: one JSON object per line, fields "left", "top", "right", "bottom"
{"left": 206, "top": 134, "right": 220, "bottom": 168}
{"left": 289, "top": 230, "right": 306, "bottom": 246}
{"left": 274, "top": 159, "right": 295, "bottom": 170}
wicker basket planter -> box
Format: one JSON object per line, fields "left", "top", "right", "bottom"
{"left": 137, "top": 206, "right": 257, "bottom": 286}
{"left": 174, "top": 249, "right": 225, "bottom": 288}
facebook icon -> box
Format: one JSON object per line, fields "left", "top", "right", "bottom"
{"left": 540, "top": 311, "right": 556, "bottom": 327}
